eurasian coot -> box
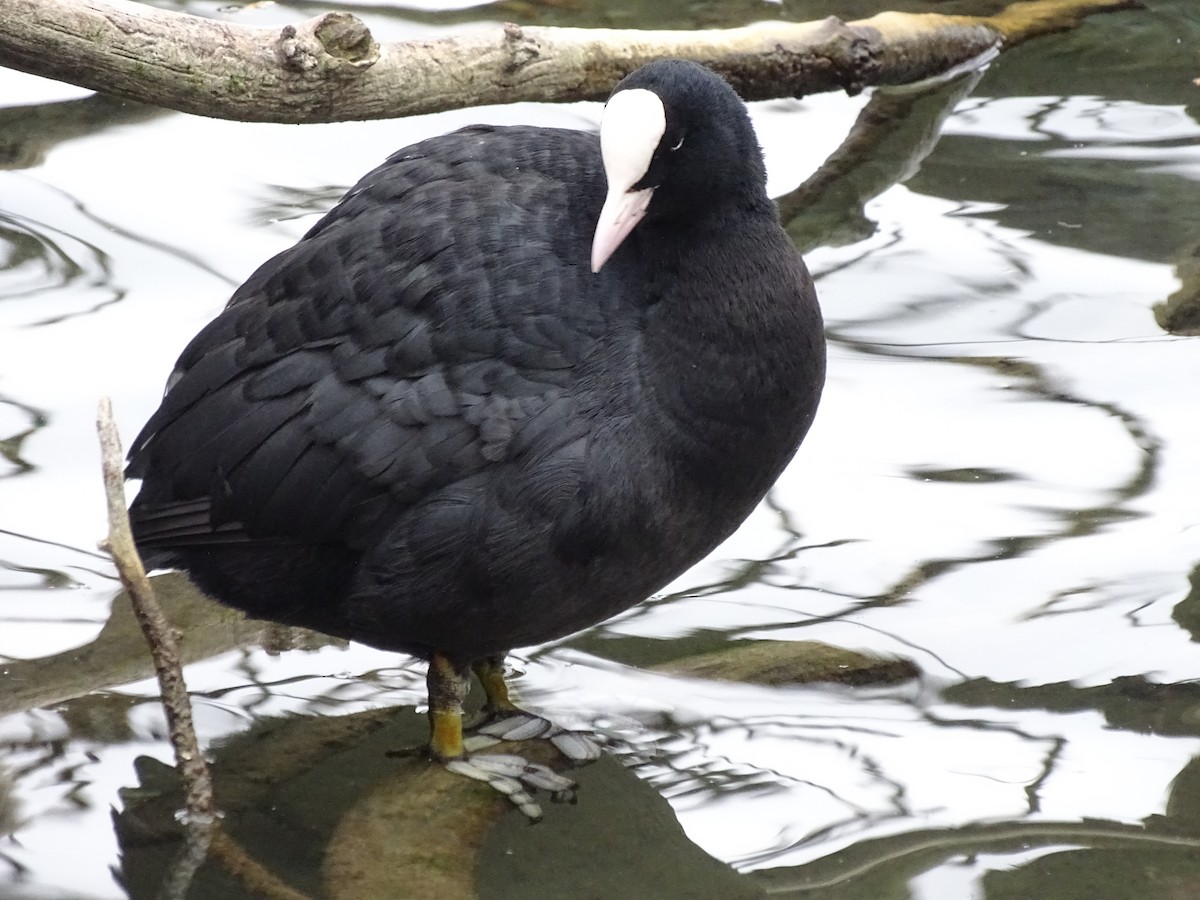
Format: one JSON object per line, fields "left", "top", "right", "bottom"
{"left": 127, "top": 59, "right": 826, "bottom": 813}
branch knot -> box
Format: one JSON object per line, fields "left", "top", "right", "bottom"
{"left": 500, "top": 21, "right": 540, "bottom": 78}
{"left": 276, "top": 13, "right": 379, "bottom": 77}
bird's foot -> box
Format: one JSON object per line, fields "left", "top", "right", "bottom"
{"left": 443, "top": 752, "right": 576, "bottom": 821}
{"left": 386, "top": 740, "right": 577, "bottom": 820}
{"left": 416, "top": 653, "right": 601, "bottom": 820}
{"left": 465, "top": 710, "right": 604, "bottom": 762}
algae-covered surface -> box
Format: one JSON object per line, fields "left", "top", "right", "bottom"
{"left": 4, "top": 0, "right": 1200, "bottom": 897}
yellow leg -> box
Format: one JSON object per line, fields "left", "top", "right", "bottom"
{"left": 472, "top": 654, "right": 518, "bottom": 714}
{"left": 426, "top": 652, "right": 469, "bottom": 761}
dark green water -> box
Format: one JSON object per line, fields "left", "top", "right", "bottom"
{"left": 2, "top": 1, "right": 1199, "bottom": 897}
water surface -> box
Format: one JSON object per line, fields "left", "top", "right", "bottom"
{"left": 2, "top": 1, "right": 1199, "bottom": 897}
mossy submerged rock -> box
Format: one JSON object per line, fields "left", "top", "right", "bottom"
{"left": 1155, "top": 240, "right": 1200, "bottom": 336}
{"left": 117, "top": 700, "right": 761, "bottom": 899}
{"left": 657, "top": 639, "right": 919, "bottom": 687}
{"left": 476, "top": 754, "right": 763, "bottom": 900}
{"left": 0, "top": 572, "right": 283, "bottom": 720}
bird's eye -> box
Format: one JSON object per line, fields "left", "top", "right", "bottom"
{"left": 669, "top": 136, "right": 684, "bottom": 152}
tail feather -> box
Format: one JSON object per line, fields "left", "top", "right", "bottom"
{"left": 128, "top": 493, "right": 359, "bottom": 638}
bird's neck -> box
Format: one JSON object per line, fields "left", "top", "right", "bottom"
{"left": 632, "top": 219, "right": 825, "bottom": 484}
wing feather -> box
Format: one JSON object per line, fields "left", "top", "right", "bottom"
{"left": 128, "top": 125, "right": 614, "bottom": 557}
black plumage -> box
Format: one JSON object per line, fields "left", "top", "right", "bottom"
{"left": 127, "top": 61, "right": 825, "bottom": 788}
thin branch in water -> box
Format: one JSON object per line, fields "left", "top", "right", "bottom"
{"left": 96, "top": 398, "right": 217, "bottom": 892}
{"left": 98, "top": 398, "right": 317, "bottom": 899}
{"left": 209, "top": 827, "right": 314, "bottom": 900}
{"left": 158, "top": 821, "right": 216, "bottom": 900}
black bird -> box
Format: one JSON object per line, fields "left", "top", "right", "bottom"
{"left": 127, "top": 60, "right": 825, "bottom": 813}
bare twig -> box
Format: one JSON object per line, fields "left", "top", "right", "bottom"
{"left": 96, "top": 397, "right": 215, "bottom": 822}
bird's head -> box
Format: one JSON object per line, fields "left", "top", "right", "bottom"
{"left": 590, "top": 60, "right": 768, "bottom": 273}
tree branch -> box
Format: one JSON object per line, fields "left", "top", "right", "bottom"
{"left": 0, "top": 0, "right": 1140, "bottom": 124}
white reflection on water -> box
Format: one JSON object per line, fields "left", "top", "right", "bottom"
{"left": 945, "top": 95, "right": 1200, "bottom": 144}
{"left": 518, "top": 655, "right": 1200, "bottom": 872}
